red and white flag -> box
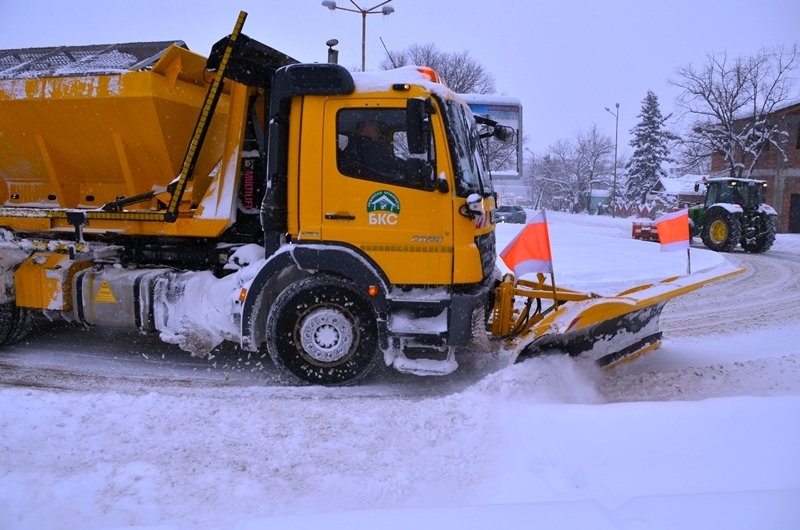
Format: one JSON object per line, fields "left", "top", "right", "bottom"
{"left": 500, "top": 209, "right": 553, "bottom": 276}
{"left": 655, "top": 209, "right": 690, "bottom": 252}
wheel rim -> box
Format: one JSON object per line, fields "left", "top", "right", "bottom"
{"left": 709, "top": 219, "right": 728, "bottom": 243}
{"left": 296, "top": 306, "right": 356, "bottom": 364}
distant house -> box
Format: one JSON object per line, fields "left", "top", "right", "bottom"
{"left": 710, "top": 100, "right": 800, "bottom": 233}
{"left": 647, "top": 174, "right": 706, "bottom": 208}
{"left": 588, "top": 189, "right": 610, "bottom": 215}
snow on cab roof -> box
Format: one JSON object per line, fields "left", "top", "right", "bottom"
{"left": 350, "top": 65, "right": 454, "bottom": 98}
{"left": 706, "top": 176, "right": 767, "bottom": 184}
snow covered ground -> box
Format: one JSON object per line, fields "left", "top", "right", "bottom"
{"left": 1, "top": 211, "right": 799, "bottom": 530}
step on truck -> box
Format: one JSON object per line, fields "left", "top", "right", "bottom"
{"left": 0, "top": 12, "right": 741, "bottom": 385}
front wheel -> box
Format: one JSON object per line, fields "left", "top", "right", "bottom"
{"left": 266, "top": 275, "right": 381, "bottom": 386}
{"left": 701, "top": 208, "right": 741, "bottom": 252}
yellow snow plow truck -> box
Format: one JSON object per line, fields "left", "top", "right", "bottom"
{"left": 0, "top": 12, "right": 741, "bottom": 385}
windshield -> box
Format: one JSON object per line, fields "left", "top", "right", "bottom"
{"left": 744, "top": 183, "right": 767, "bottom": 208}
{"left": 706, "top": 180, "right": 766, "bottom": 209}
{"left": 441, "top": 98, "right": 493, "bottom": 197}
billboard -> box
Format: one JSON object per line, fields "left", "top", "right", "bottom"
{"left": 462, "top": 94, "right": 523, "bottom": 180}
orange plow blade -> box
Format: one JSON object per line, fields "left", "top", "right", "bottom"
{"left": 502, "top": 264, "right": 745, "bottom": 367}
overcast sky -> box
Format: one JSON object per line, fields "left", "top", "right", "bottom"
{"left": 1, "top": 0, "right": 798, "bottom": 158}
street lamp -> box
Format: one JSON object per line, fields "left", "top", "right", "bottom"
{"left": 605, "top": 103, "right": 619, "bottom": 217}
{"left": 321, "top": 1, "right": 395, "bottom": 72}
{"left": 524, "top": 147, "right": 539, "bottom": 209}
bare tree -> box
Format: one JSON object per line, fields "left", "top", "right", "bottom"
{"left": 526, "top": 151, "right": 558, "bottom": 210}
{"left": 576, "top": 124, "right": 615, "bottom": 208}
{"left": 670, "top": 44, "right": 800, "bottom": 178}
{"left": 380, "top": 43, "right": 496, "bottom": 94}
{"left": 536, "top": 148, "right": 577, "bottom": 210}
{"left": 674, "top": 144, "right": 712, "bottom": 175}
{"left": 542, "top": 141, "right": 586, "bottom": 212}
{"left": 534, "top": 126, "right": 614, "bottom": 213}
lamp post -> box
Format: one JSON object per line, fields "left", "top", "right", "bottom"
{"left": 605, "top": 103, "right": 619, "bottom": 217}
{"left": 524, "top": 147, "right": 539, "bottom": 209}
{"left": 321, "top": 0, "right": 395, "bottom": 72}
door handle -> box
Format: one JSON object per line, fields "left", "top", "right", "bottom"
{"left": 325, "top": 212, "right": 356, "bottom": 220}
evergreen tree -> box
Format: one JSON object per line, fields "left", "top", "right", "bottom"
{"left": 624, "top": 91, "right": 675, "bottom": 202}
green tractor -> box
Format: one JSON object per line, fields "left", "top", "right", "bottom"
{"left": 688, "top": 177, "right": 777, "bottom": 253}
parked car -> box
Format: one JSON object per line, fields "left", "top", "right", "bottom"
{"left": 494, "top": 205, "right": 527, "bottom": 224}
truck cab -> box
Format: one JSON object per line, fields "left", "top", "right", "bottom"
{"left": 238, "top": 61, "right": 506, "bottom": 381}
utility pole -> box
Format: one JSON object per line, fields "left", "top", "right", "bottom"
{"left": 605, "top": 103, "right": 619, "bottom": 217}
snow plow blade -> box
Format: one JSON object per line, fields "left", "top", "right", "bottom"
{"left": 496, "top": 265, "right": 744, "bottom": 368}
{"left": 631, "top": 220, "right": 660, "bottom": 242}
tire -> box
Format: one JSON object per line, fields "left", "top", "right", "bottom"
{"left": 701, "top": 207, "right": 741, "bottom": 252}
{"left": 0, "top": 301, "right": 34, "bottom": 346}
{"left": 741, "top": 214, "right": 776, "bottom": 253}
{"left": 266, "top": 275, "right": 381, "bottom": 386}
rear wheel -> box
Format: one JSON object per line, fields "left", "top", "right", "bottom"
{"left": 741, "top": 214, "right": 776, "bottom": 253}
{"left": 701, "top": 208, "right": 741, "bottom": 252}
{"left": 0, "top": 301, "right": 34, "bottom": 346}
{"left": 266, "top": 275, "right": 381, "bottom": 386}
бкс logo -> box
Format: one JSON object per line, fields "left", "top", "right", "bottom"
{"left": 366, "top": 190, "right": 400, "bottom": 225}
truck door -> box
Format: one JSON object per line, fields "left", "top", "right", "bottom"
{"left": 319, "top": 100, "right": 453, "bottom": 285}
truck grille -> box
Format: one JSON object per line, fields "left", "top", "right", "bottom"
{"left": 476, "top": 232, "right": 496, "bottom": 280}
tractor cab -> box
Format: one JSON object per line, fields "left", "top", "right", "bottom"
{"left": 690, "top": 177, "right": 776, "bottom": 253}
{"left": 697, "top": 178, "right": 768, "bottom": 211}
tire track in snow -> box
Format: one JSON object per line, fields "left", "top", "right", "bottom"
{"left": 598, "top": 355, "right": 800, "bottom": 403}
{"left": 2, "top": 250, "right": 799, "bottom": 402}
{"left": 660, "top": 252, "right": 800, "bottom": 338}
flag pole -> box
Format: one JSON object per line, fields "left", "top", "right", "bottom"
{"left": 550, "top": 272, "right": 559, "bottom": 309}
{"left": 654, "top": 209, "right": 691, "bottom": 274}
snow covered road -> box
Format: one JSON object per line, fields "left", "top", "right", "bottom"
{"left": 1, "top": 212, "right": 799, "bottom": 529}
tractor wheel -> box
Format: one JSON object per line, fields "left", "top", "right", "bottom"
{"left": 741, "top": 215, "right": 777, "bottom": 253}
{"left": 266, "top": 275, "right": 381, "bottom": 386}
{"left": 701, "top": 208, "right": 742, "bottom": 252}
{"left": 0, "top": 301, "right": 34, "bottom": 346}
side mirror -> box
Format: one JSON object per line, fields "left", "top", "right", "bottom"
{"left": 436, "top": 174, "right": 449, "bottom": 194}
{"left": 493, "top": 125, "right": 515, "bottom": 144}
{"left": 405, "top": 158, "right": 435, "bottom": 191}
{"left": 459, "top": 193, "right": 483, "bottom": 219}
{"left": 466, "top": 193, "right": 483, "bottom": 213}
{"left": 406, "top": 98, "right": 431, "bottom": 155}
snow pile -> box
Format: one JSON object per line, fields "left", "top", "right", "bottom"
{"left": 472, "top": 355, "right": 604, "bottom": 404}
{"left": 154, "top": 269, "right": 242, "bottom": 355}
{"left": 0, "top": 248, "right": 28, "bottom": 303}
{"left": 773, "top": 232, "right": 800, "bottom": 254}
{"left": 601, "top": 354, "right": 800, "bottom": 402}
{"left": 155, "top": 244, "right": 264, "bottom": 356}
